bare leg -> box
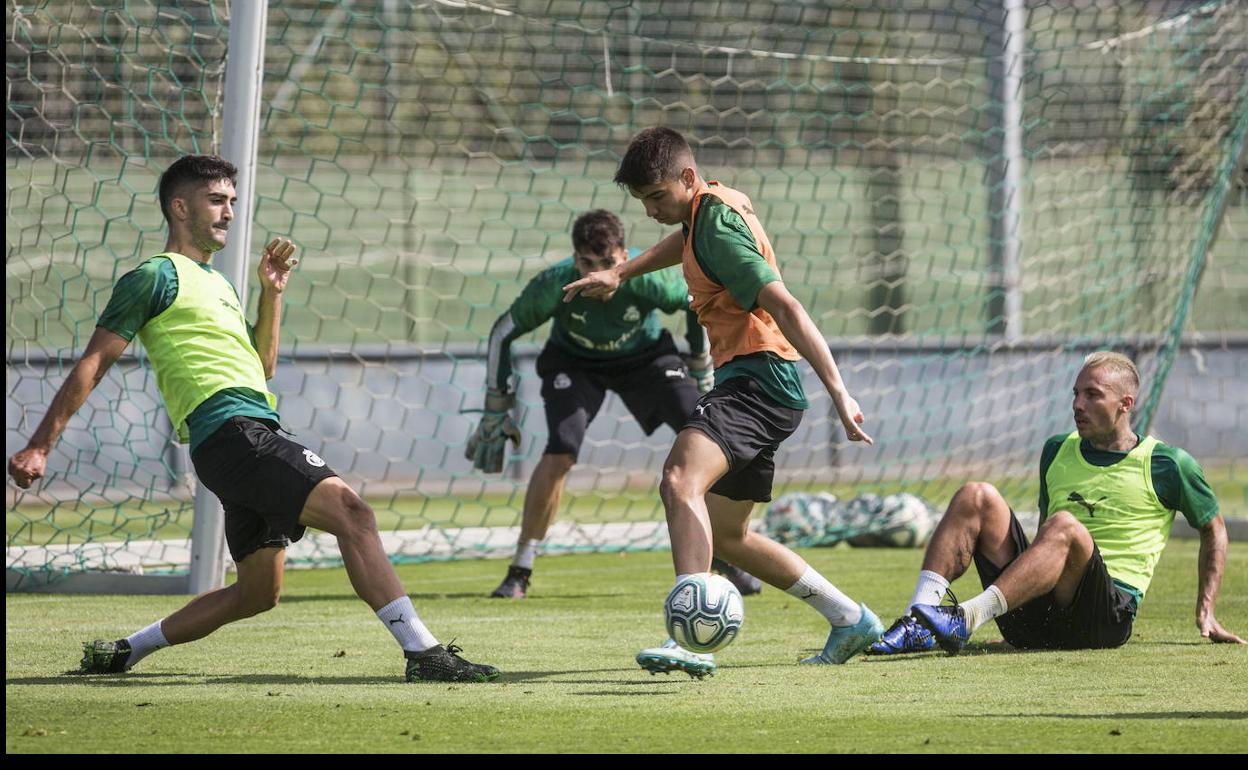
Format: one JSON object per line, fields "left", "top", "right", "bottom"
{"left": 706, "top": 493, "right": 806, "bottom": 588}
{"left": 994, "top": 511, "right": 1095, "bottom": 608}
{"left": 298, "top": 477, "right": 404, "bottom": 610}
{"left": 921, "top": 481, "right": 1020, "bottom": 580}
{"left": 518, "top": 453, "right": 575, "bottom": 543}
{"left": 659, "top": 429, "right": 729, "bottom": 575}
{"left": 161, "top": 547, "right": 285, "bottom": 645}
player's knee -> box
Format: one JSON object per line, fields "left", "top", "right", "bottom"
{"left": 235, "top": 584, "right": 280, "bottom": 617}
{"left": 952, "top": 481, "right": 1003, "bottom": 519}
{"left": 1038, "top": 511, "right": 1090, "bottom": 547}
{"left": 659, "top": 468, "right": 697, "bottom": 510}
{"left": 337, "top": 490, "right": 379, "bottom": 539}
{"left": 543, "top": 453, "right": 576, "bottom": 475}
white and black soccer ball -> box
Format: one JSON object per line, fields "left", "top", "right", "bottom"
{"left": 848, "top": 492, "right": 938, "bottom": 548}
{"left": 763, "top": 492, "right": 837, "bottom": 544}
{"left": 664, "top": 573, "right": 744, "bottom": 653}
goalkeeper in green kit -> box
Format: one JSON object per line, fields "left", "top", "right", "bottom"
{"left": 466, "top": 209, "right": 762, "bottom": 598}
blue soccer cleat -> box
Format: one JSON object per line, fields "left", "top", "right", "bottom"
{"left": 800, "top": 604, "right": 885, "bottom": 665}
{"left": 868, "top": 614, "right": 937, "bottom": 655}
{"left": 911, "top": 603, "right": 970, "bottom": 655}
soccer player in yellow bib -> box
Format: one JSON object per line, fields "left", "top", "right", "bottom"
{"left": 869, "top": 351, "right": 1243, "bottom": 655}
{"left": 8, "top": 155, "right": 499, "bottom": 683}
{"left": 564, "top": 127, "right": 883, "bottom": 676}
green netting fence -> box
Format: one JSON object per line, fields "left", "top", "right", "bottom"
{"left": 7, "top": 0, "right": 1247, "bottom": 588}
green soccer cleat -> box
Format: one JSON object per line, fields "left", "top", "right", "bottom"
{"left": 79, "top": 639, "right": 132, "bottom": 674}
{"left": 800, "top": 604, "right": 885, "bottom": 665}
{"left": 636, "top": 639, "right": 717, "bottom": 680}
{"left": 404, "top": 643, "right": 500, "bottom": 683}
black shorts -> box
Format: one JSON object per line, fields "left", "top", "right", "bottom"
{"left": 683, "top": 376, "right": 804, "bottom": 503}
{"left": 190, "top": 416, "right": 338, "bottom": 563}
{"left": 537, "top": 332, "right": 699, "bottom": 458}
{"left": 973, "top": 511, "right": 1136, "bottom": 650}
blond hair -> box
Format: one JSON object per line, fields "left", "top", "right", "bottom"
{"left": 1081, "top": 351, "right": 1140, "bottom": 396}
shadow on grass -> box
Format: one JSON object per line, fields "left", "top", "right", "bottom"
{"left": 277, "top": 593, "right": 623, "bottom": 603}
{"left": 10, "top": 673, "right": 402, "bottom": 686}
{"left": 981, "top": 711, "right": 1246, "bottom": 720}
{"left": 857, "top": 640, "right": 1031, "bottom": 662}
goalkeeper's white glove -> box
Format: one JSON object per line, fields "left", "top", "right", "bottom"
{"left": 465, "top": 389, "right": 521, "bottom": 473}
{"left": 683, "top": 352, "right": 714, "bottom": 395}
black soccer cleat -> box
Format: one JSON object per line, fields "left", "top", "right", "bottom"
{"left": 711, "top": 558, "right": 762, "bottom": 596}
{"left": 404, "top": 643, "right": 500, "bottom": 683}
{"left": 79, "top": 639, "right": 132, "bottom": 674}
{"left": 489, "top": 565, "right": 531, "bottom": 599}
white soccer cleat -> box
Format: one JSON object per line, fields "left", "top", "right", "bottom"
{"left": 636, "top": 638, "right": 717, "bottom": 680}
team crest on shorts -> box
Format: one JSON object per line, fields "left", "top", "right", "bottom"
{"left": 554, "top": 373, "right": 572, "bottom": 390}
{"left": 303, "top": 449, "right": 326, "bottom": 467}
{"left": 623, "top": 305, "right": 640, "bottom": 322}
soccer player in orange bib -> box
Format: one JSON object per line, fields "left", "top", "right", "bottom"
{"left": 564, "top": 128, "right": 883, "bottom": 676}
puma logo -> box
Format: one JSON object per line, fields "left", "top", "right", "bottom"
{"left": 798, "top": 589, "right": 816, "bottom": 600}
{"left": 389, "top": 617, "right": 406, "bottom": 626}
{"left": 1068, "top": 491, "right": 1106, "bottom": 517}
{"left": 694, "top": 403, "right": 708, "bottom": 416}
{"left": 570, "top": 312, "right": 587, "bottom": 324}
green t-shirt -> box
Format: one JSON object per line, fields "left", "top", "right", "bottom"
{"left": 687, "top": 196, "right": 808, "bottom": 409}
{"left": 97, "top": 257, "right": 281, "bottom": 451}
{"left": 1037, "top": 432, "right": 1219, "bottom": 605}
{"left": 486, "top": 252, "right": 705, "bottom": 392}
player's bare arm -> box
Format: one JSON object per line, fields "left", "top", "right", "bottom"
{"left": 253, "top": 237, "right": 297, "bottom": 379}
{"left": 562, "top": 230, "right": 683, "bottom": 302}
{"left": 7, "top": 327, "right": 131, "bottom": 488}
{"left": 1196, "top": 515, "right": 1245, "bottom": 644}
{"left": 756, "top": 281, "right": 872, "bottom": 445}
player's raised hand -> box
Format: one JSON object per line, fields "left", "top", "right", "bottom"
{"left": 563, "top": 269, "right": 621, "bottom": 303}
{"left": 1199, "top": 614, "right": 1246, "bottom": 644}
{"left": 833, "top": 394, "right": 873, "bottom": 445}
{"left": 258, "top": 237, "right": 298, "bottom": 293}
{"left": 8, "top": 447, "right": 48, "bottom": 489}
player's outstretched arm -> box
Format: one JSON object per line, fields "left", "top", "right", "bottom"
{"left": 8, "top": 327, "right": 130, "bottom": 488}
{"left": 756, "top": 281, "right": 872, "bottom": 445}
{"left": 253, "top": 237, "right": 298, "bottom": 378}
{"left": 562, "top": 230, "right": 683, "bottom": 303}
{"left": 1196, "top": 516, "right": 1245, "bottom": 643}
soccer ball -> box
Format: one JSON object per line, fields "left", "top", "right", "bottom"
{"left": 848, "top": 492, "right": 938, "bottom": 548}
{"left": 763, "top": 492, "right": 839, "bottom": 545}
{"left": 664, "top": 573, "right": 745, "bottom": 653}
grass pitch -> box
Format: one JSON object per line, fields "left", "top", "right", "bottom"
{"left": 6, "top": 541, "right": 1246, "bottom": 753}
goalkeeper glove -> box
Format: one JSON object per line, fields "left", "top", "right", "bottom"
{"left": 683, "top": 352, "right": 714, "bottom": 395}
{"left": 465, "top": 389, "right": 521, "bottom": 473}
{"left": 683, "top": 351, "right": 713, "bottom": 394}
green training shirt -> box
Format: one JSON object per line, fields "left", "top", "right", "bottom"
{"left": 686, "top": 196, "right": 808, "bottom": 409}
{"left": 97, "top": 256, "right": 281, "bottom": 451}
{"left": 486, "top": 252, "right": 705, "bottom": 393}
{"left": 1037, "top": 432, "right": 1219, "bottom": 605}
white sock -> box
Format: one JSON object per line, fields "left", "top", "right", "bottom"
{"left": 909, "top": 570, "right": 950, "bottom": 611}
{"left": 961, "top": 585, "right": 1009, "bottom": 633}
{"left": 124, "top": 620, "right": 169, "bottom": 668}
{"left": 512, "top": 539, "right": 541, "bottom": 570}
{"left": 784, "top": 566, "right": 862, "bottom": 626}
{"left": 376, "top": 596, "right": 439, "bottom": 653}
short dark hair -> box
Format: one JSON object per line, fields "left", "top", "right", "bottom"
{"left": 158, "top": 155, "right": 238, "bottom": 224}
{"left": 613, "top": 127, "right": 695, "bottom": 190}
{"left": 571, "top": 209, "right": 626, "bottom": 257}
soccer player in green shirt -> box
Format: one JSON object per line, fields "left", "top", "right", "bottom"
{"left": 870, "top": 351, "right": 1243, "bottom": 655}
{"left": 466, "top": 209, "right": 762, "bottom": 598}
{"left": 564, "top": 128, "right": 881, "bottom": 677}
{"left": 8, "top": 155, "right": 500, "bottom": 682}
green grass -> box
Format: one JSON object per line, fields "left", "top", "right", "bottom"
{"left": 9, "top": 466, "right": 1247, "bottom": 547}
{"left": 6, "top": 541, "right": 1246, "bottom": 753}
